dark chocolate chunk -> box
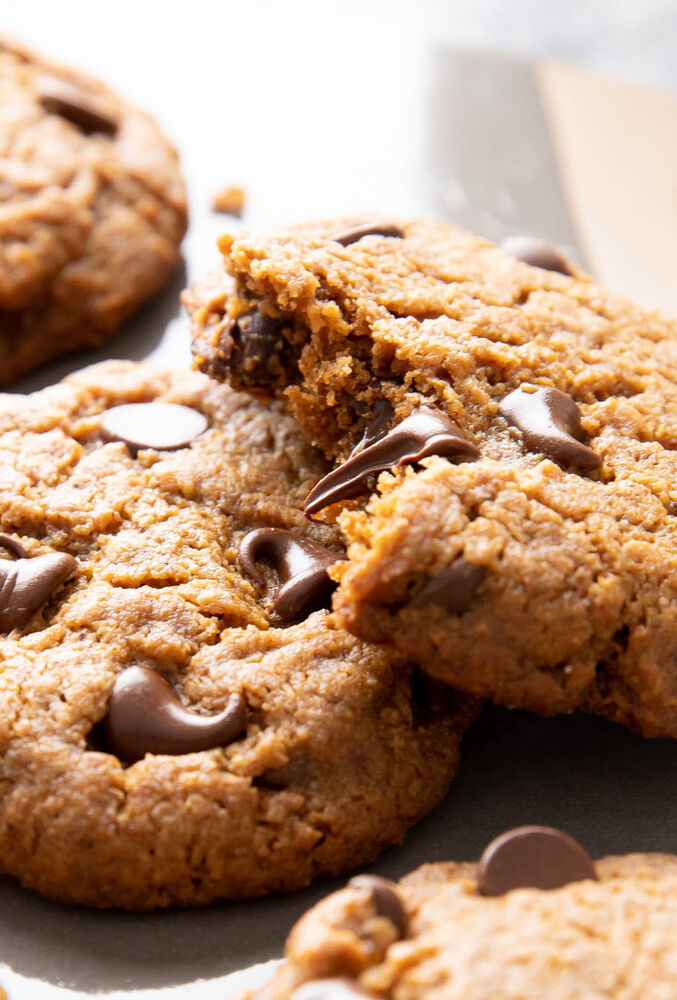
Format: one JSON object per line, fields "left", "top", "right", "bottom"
{"left": 290, "top": 981, "right": 372, "bottom": 1000}
{"left": 305, "top": 406, "right": 479, "bottom": 516}
{"left": 37, "top": 75, "right": 118, "bottom": 136}
{"left": 331, "top": 223, "right": 405, "bottom": 247}
{"left": 105, "top": 665, "right": 246, "bottom": 763}
{"left": 238, "top": 528, "right": 341, "bottom": 622}
{"left": 500, "top": 236, "right": 574, "bottom": 276}
{"left": 477, "top": 825, "right": 598, "bottom": 897}
{"left": 100, "top": 402, "right": 208, "bottom": 452}
{"left": 498, "top": 385, "right": 600, "bottom": 470}
{"left": 229, "top": 312, "right": 286, "bottom": 373}
{"left": 349, "top": 874, "right": 408, "bottom": 937}
{"left": 410, "top": 557, "right": 486, "bottom": 614}
{"left": 0, "top": 535, "right": 77, "bottom": 633}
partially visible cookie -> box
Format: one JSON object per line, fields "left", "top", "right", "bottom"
{"left": 254, "top": 826, "right": 677, "bottom": 1000}
{"left": 0, "top": 360, "right": 474, "bottom": 908}
{"left": 0, "top": 38, "right": 187, "bottom": 383}
{"left": 187, "top": 218, "right": 677, "bottom": 737}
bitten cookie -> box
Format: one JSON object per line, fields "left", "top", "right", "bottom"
{"left": 0, "top": 38, "right": 187, "bottom": 383}
{"left": 252, "top": 826, "right": 677, "bottom": 1000}
{"left": 0, "top": 360, "right": 474, "bottom": 909}
{"left": 188, "top": 218, "right": 677, "bottom": 737}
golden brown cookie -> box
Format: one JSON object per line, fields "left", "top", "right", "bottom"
{"left": 253, "top": 827, "right": 677, "bottom": 1000}
{"left": 0, "top": 38, "right": 187, "bottom": 384}
{"left": 187, "top": 217, "right": 677, "bottom": 737}
{"left": 0, "top": 360, "right": 475, "bottom": 909}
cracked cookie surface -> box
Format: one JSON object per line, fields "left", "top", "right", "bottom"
{"left": 254, "top": 850, "right": 677, "bottom": 1000}
{"left": 0, "top": 38, "right": 187, "bottom": 384}
{"left": 188, "top": 218, "right": 677, "bottom": 737}
{"left": 0, "top": 360, "right": 474, "bottom": 909}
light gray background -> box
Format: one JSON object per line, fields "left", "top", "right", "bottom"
{"left": 1, "top": 2, "right": 677, "bottom": 997}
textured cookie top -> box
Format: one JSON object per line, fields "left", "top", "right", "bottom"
{"left": 0, "top": 360, "right": 472, "bottom": 909}
{"left": 188, "top": 218, "right": 677, "bottom": 737}
{"left": 0, "top": 38, "right": 187, "bottom": 381}
{"left": 257, "top": 846, "right": 677, "bottom": 1000}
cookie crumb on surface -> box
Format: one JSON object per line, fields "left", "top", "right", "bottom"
{"left": 212, "top": 184, "right": 246, "bottom": 216}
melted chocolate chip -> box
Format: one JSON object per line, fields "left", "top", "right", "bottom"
{"left": 290, "top": 981, "right": 371, "bottom": 1000}
{"left": 500, "top": 236, "right": 574, "bottom": 276}
{"left": 331, "top": 223, "right": 405, "bottom": 247}
{"left": 238, "top": 528, "right": 341, "bottom": 622}
{"left": 410, "top": 557, "right": 486, "bottom": 614}
{"left": 348, "top": 875, "right": 408, "bottom": 937}
{"left": 100, "top": 402, "right": 208, "bottom": 452}
{"left": 229, "top": 312, "right": 286, "bottom": 373}
{"left": 498, "top": 386, "right": 600, "bottom": 471}
{"left": 0, "top": 535, "right": 77, "bottom": 633}
{"left": 352, "top": 399, "right": 394, "bottom": 454}
{"left": 477, "top": 825, "right": 598, "bottom": 897}
{"left": 105, "top": 666, "right": 246, "bottom": 763}
{"left": 37, "top": 75, "right": 118, "bottom": 136}
{"left": 305, "top": 406, "right": 479, "bottom": 516}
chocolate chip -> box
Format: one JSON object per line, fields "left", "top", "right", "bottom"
{"left": 409, "top": 557, "right": 486, "bottom": 614}
{"left": 229, "top": 312, "right": 286, "bottom": 374}
{"left": 477, "top": 825, "right": 598, "bottom": 897}
{"left": 348, "top": 875, "right": 407, "bottom": 937}
{"left": 331, "top": 223, "right": 405, "bottom": 247}
{"left": 500, "top": 236, "right": 574, "bottom": 276}
{"left": 37, "top": 75, "right": 118, "bottom": 136}
{"left": 100, "top": 402, "right": 208, "bottom": 452}
{"left": 104, "top": 666, "right": 246, "bottom": 763}
{"left": 352, "top": 399, "right": 394, "bottom": 454}
{"left": 290, "top": 980, "right": 371, "bottom": 1000}
{"left": 0, "top": 535, "right": 77, "bottom": 633}
{"left": 305, "top": 406, "right": 479, "bottom": 516}
{"left": 238, "top": 528, "right": 341, "bottom": 623}
{"left": 498, "top": 385, "right": 600, "bottom": 471}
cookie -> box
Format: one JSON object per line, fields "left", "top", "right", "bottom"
{"left": 253, "top": 826, "right": 677, "bottom": 999}
{"left": 0, "top": 38, "right": 187, "bottom": 384}
{"left": 188, "top": 218, "right": 677, "bottom": 737}
{"left": 0, "top": 359, "right": 474, "bottom": 909}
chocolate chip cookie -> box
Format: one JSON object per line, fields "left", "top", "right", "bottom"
{"left": 253, "top": 826, "right": 677, "bottom": 1000}
{"left": 188, "top": 218, "right": 677, "bottom": 737}
{"left": 0, "top": 37, "right": 187, "bottom": 384}
{"left": 0, "top": 359, "right": 474, "bottom": 908}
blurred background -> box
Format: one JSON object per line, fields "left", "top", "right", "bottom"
{"left": 6, "top": 0, "right": 677, "bottom": 397}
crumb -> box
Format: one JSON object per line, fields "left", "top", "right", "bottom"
{"left": 212, "top": 185, "right": 246, "bottom": 217}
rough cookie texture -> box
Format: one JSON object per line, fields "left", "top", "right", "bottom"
{"left": 0, "top": 38, "right": 187, "bottom": 383}
{"left": 188, "top": 218, "right": 677, "bottom": 737}
{"left": 0, "top": 360, "right": 474, "bottom": 909}
{"left": 256, "top": 853, "right": 677, "bottom": 1000}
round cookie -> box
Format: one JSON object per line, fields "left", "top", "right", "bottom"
{"left": 0, "top": 360, "right": 475, "bottom": 909}
{"left": 254, "top": 827, "right": 677, "bottom": 1000}
{"left": 0, "top": 38, "right": 187, "bottom": 384}
{"left": 188, "top": 217, "right": 677, "bottom": 737}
